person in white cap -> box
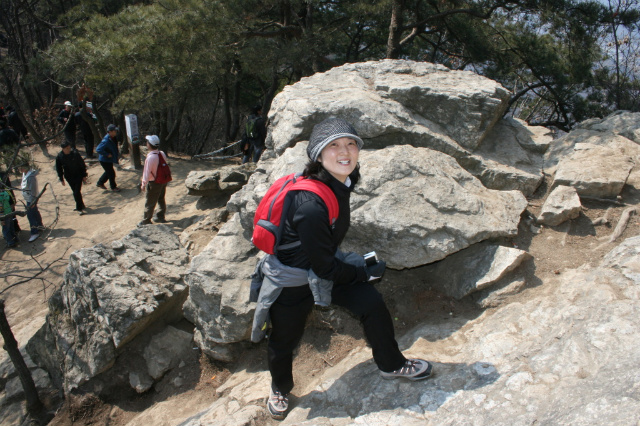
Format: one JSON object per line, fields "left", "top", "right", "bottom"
{"left": 57, "top": 101, "right": 77, "bottom": 148}
{"left": 139, "top": 135, "right": 169, "bottom": 225}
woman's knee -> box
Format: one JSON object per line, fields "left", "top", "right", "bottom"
{"left": 336, "top": 283, "right": 388, "bottom": 316}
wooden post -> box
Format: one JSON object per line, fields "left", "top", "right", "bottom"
{"left": 131, "top": 141, "right": 142, "bottom": 170}
{"left": 0, "top": 299, "right": 44, "bottom": 420}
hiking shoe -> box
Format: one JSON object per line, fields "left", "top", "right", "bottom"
{"left": 138, "top": 219, "right": 152, "bottom": 226}
{"left": 111, "top": 187, "right": 121, "bottom": 192}
{"left": 153, "top": 216, "right": 167, "bottom": 223}
{"left": 28, "top": 234, "right": 39, "bottom": 242}
{"left": 380, "top": 359, "right": 433, "bottom": 381}
{"left": 78, "top": 210, "right": 86, "bottom": 216}
{"left": 267, "top": 388, "right": 288, "bottom": 420}
{"left": 96, "top": 183, "right": 107, "bottom": 190}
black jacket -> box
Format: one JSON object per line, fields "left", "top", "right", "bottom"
{"left": 0, "top": 127, "right": 19, "bottom": 148}
{"left": 57, "top": 109, "right": 76, "bottom": 134}
{"left": 56, "top": 149, "right": 87, "bottom": 181}
{"left": 241, "top": 114, "right": 267, "bottom": 149}
{"left": 7, "top": 111, "right": 27, "bottom": 138}
{"left": 74, "top": 111, "right": 93, "bottom": 142}
{"left": 276, "top": 173, "right": 367, "bottom": 286}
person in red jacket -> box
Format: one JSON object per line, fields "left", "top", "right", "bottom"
{"left": 260, "top": 118, "right": 433, "bottom": 420}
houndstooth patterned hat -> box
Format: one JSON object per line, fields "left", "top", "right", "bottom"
{"left": 307, "top": 117, "right": 364, "bottom": 161}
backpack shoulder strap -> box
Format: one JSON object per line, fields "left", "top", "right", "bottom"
{"left": 289, "top": 177, "right": 339, "bottom": 225}
{"left": 150, "top": 151, "right": 162, "bottom": 179}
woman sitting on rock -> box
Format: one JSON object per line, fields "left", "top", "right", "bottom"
{"left": 259, "top": 117, "right": 433, "bottom": 420}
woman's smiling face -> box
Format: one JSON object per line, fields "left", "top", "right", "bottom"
{"left": 318, "top": 137, "right": 360, "bottom": 183}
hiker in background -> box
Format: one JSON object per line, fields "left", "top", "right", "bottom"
{"left": 56, "top": 141, "right": 88, "bottom": 215}
{"left": 256, "top": 117, "right": 432, "bottom": 420}
{"left": 75, "top": 101, "right": 96, "bottom": 158}
{"left": 18, "top": 161, "right": 43, "bottom": 242}
{"left": 0, "top": 172, "right": 18, "bottom": 248}
{"left": 5, "top": 106, "right": 28, "bottom": 141}
{"left": 241, "top": 104, "right": 267, "bottom": 164}
{"left": 0, "top": 118, "right": 19, "bottom": 149}
{"left": 139, "top": 135, "right": 170, "bottom": 226}
{"left": 57, "top": 101, "right": 77, "bottom": 148}
{"left": 95, "top": 124, "right": 121, "bottom": 192}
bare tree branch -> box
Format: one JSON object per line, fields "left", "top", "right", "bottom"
{"left": 0, "top": 246, "right": 70, "bottom": 295}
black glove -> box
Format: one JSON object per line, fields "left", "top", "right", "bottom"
{"left": 365, "top": 260, "right": 386, "bottom": 281}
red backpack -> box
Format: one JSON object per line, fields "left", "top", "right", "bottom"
{"left": 252, "top": 173, "right": 338, "bottom": 254}
{"left": 153, "top": 152, "right": 172, "bottom": 184}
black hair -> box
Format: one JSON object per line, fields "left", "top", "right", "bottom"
{"left": 61, "top": 141, "right": 71, "bottom": 148}
{"left": 251, "top": 104, "right": 262, "bottom": 114}
{"left": 302, "top": 160, "right": 360, "bottom": 187}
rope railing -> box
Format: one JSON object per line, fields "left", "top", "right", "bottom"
{"left": 192, "top": 140, "right": 242, "bottom": 160}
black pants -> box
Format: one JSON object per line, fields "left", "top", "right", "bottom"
{"left": 268, "top": 282, "right": 406, "bottom": 395}
{"left": 66, "top": 177, "right": 85, "bottom": 210}
{"left": 64, "top": 130, "right": 76, "bottom": 149}
{"left": 97, "top": 162, "right": 117, "bottom": 189}
{"left": 84, "top": 134, "right": 94, "bottom": 157}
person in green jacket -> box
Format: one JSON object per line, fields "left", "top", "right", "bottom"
{"left": 0, "top": 172, "right": 18, "bottom": 248}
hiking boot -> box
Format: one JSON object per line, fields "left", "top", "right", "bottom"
{"left": 267, "top": 388, "right": 288, "bottom": 420}
{"left": 96, "top": 183, "right": 107, "bottom": 190}
{"left": 28, "top": 234, "right": 39, "bottom": 242}
{"left": 153, "top": 216, "right": 167, "bottom": 223}
{"left": 111, "top": 187, "right": 121, "bottom": 192}
{"left": 380, "top": 359, "right": 433, "bottom": 381}
{"left": 138, "top": 219, "right": 152, "bottom": 226}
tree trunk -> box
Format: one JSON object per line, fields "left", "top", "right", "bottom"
{"left": 223, "top": 78, "right": 232, "bottom": 142}
{"left": 386, "top": 0, "right": 405, "bottom": 59}
{"left": 0, "top": 299, "right": 45, "bottom": 423}
{"left": 164, "top": 97, "right": 187, "bottom": 155}
{"left": 231, "top": 73, "right": 241, "bottom": 141}
{"left": 117, "top": 112, "right": 129, "bottom": 155}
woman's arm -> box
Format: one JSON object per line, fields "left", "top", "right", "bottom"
{"left": 292, "top": 197, "right": 366, "bottom": 285}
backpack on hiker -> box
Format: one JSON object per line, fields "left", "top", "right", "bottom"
{"left": 154, "top": 152, "right": 172, "bottom": 184}
{"left": 246, "top": 115, "right": 260, "bottom": 139}
{"left": 252, "top": 173, "right": 338, "bottom": 255}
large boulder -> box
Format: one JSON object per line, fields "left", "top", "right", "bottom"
{"left": 344, "top": 145, "right": 528, "bottom": 268}
{"left": 266, "top": 60, "right": 547, "bottom": 196}
{"left": 185, "top": 165, "right": 254, "bottom": 197}
{"left": 268, "top": 60, "right": 511, "bottom": 155}
{"left": 182, "top": 214, "right": 259, "bottom": 362}
{"left": 544, "top": 111, "right": 640, "bottom": 198}
{"left": 552, "top": 139, "right": 637, "bottom": 198}
{"left": 26, "top": 225, "right": 190, "bottom": 394}
{"left": 459, "top": 117, "right": 549, "bottom": 195}
{"left": 422, "top": 242, "right": 532, "bottom": 299}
